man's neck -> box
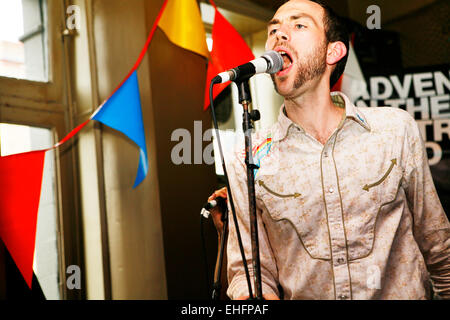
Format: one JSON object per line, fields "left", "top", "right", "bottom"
{"left": 284, "top": 85, "right": 345, "bottom": 145}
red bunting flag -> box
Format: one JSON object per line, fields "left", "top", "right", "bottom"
{"left": 0, "top": 1, "right": 170, "bottom": 289}
{"left": 204, "top": 7, "right": 255, "bottom": 110}
{"left": 0, "top": 150, "right": 46, "bottom": 288}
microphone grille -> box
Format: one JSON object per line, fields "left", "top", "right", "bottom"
{"left": 263, "top": 50, "right": 283, "bottom": 74}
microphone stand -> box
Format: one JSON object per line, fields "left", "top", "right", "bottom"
{"left": 235, "top": 79, "right": 263, "bottom": 300}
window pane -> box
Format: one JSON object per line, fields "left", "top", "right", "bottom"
{"left": 0, "top": 123, "right": 61, "bottom": 299}
{"left": 0, "top": 0, "right": 47, "bottom": 82}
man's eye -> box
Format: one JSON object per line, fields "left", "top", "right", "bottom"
{"left": 269, "top": 28, "right": 277, "bottom": 35}
{"left": 295, "top": 24, "right": 305, "bottom": 29}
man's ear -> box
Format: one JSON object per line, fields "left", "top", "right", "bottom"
{"left": 326, "top": 41, "right": 347, "bottom": 66}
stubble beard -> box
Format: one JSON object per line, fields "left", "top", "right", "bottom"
{"left": 272, "top": 42, "right": 328, "bottom": 96}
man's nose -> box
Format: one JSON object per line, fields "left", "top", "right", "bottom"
{"left": 276, "top": 28, "right": 289, "bottom": 41}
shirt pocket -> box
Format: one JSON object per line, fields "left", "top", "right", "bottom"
{"left": 345, "top": 158, "right": 404, "bottom": 261}
{"left": 256, "top": 175, "right": 331, "bottom": 260}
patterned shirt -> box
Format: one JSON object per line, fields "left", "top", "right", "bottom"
{"left": 225, "top": 92, "right": 450, "bottom": 300}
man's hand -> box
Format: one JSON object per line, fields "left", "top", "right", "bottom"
{"left": 208, "top": 188, "right": 281, "bottom": 301}
{"left": 207, "top": 187, "right": 228, "bottom": 235}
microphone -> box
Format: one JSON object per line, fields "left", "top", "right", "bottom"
{"left": 204, "top": 196, "right": 226, "bottom": 210}
{"left": 212, "top": 50, "right": 283, "bottom": 84}
{"left": 201, "top": 197, "right": 227, "bottom": 218}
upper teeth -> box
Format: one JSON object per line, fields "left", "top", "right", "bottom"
{"left": 279, "top": 51, "right": 291, "bottom": 62}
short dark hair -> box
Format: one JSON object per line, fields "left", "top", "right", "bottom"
{"left": 309, "top": 0, "right": 349, "bottom": 88}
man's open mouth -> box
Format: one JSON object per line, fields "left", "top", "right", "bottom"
{"left": 273, "top": 47, "right": 294, "bottom": 76}
{"left": 279, "top": 51, "right": 293, "bottom": 71}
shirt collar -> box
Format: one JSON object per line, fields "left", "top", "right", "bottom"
{"left": 272, "top": 91, "right": 371, "bottom": 142}
{"left": 334, "top": 91, "right": 371, "bottom": 132}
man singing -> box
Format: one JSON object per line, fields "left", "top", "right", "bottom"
{"left": 215, "top": 0, "right": 450, "bottom": 300}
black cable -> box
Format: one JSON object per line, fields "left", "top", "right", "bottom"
{"left": 200, "top": 215, "right": 211, "bottom": 297}
{"left": 209, "top": 80, "right": 254, "bottom": 299}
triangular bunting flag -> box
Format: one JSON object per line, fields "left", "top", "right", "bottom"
{"left": 92, "top": 70, "right": 148, "bottom": 188}
{"left": 158, "top": 0, "right": 209, "bottom": 58}
{"left": 204, "top": 9, "right": 255, "bottom": 110}
{"left": 0, "top": 150, "right": 46, "bottom": 288}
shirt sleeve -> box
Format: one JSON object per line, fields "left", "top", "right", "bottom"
{"left": 403, "top": 115, "right": 450, "bottom": 299}
{"left": 225, "top": 145, "right": 280, "bottom": 300}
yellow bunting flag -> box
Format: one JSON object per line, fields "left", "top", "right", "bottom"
{"left": 158, "top": 0, "right": 209, "bottom": 58}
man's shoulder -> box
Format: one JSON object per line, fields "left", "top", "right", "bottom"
{"left": 358, "top": 106, "right": 416, "bottom": 132}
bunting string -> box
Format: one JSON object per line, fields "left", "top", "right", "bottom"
{"left": 0, "top": 0, "right": 255, "bottom": 290}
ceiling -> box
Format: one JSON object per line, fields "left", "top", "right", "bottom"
{"left": 214, "top": 0, "right": 439, "bottom": 26}
{"left": 201, "top": 0, "right": 352, "bottom": 36}
{"left": 249, "top": 0, "right": 285, "bottom": 12}
{"left": 200, "top": 2, "right": 269, "bottom": 35}
{"left": 248, "top": 0, "right": 351, "bottom": 18}
{"left": 200, "top": 0, "right": 351, "bottom": 37}
{"left": 247, "top": 0, "right": 436, "bottom": 18}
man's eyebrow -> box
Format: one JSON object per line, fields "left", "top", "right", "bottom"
{"left": 267, "top": 13, "right": 318, "bottom": 28}
{"left": 290, "top": 13, "right": 319, "bottom": 27}
{"left": 267, "top": 18, "right": 280, "bottom": 27}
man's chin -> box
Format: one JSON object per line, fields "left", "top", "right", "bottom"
{"left": 273, "top": 78, "right": 295, "bottom": 97}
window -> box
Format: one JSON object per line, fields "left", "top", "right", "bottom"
{"left": 0, "top": 0, "right": 48, "bottom": 81}
{"left": 0, "top": 0, "right": 82, "bottom": 300}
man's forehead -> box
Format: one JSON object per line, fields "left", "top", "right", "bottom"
{"left": 271, "top": 0, "right": 325, "bottom": 24}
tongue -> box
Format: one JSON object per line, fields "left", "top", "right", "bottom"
{"left": 282, "top": 55, "right": 291, "bottom": 70}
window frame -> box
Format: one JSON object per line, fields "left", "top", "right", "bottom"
{"left": 0, "top": 0, "right": 84, "bottom": 300}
